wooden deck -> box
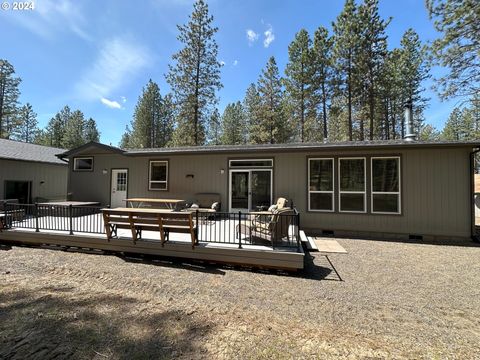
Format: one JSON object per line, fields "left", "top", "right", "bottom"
{"left": 0, "top": 228, "right": 305, "bottom": 270}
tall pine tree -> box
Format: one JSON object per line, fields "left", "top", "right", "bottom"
{"left": 0, "top": 60, "right": 21, "bottom": 139}
{"left": 220, "top": 101, "right": 247, "bottom": 145}
{"left": 166, "top": 0, "right": 222, "bottom": 146}
{"left": 332, "top": 0, "right": 360, "bottom": 141}
{"left": 257, "top": 57, "right": 289, "bottom": 144}
{"left": 311, "top": 26, "right": 334, "bottom": 141}
{"left": 125, "top": 80, "right": 173, "bottom": 148}
{"left": 357, "top": 0, "right": 389, "bottom": 140}
{"left": 15, "top": 103, "right": 38, "bottom": 143}
{"left": 284, "top": 29, "right": 314, "bottom": 142}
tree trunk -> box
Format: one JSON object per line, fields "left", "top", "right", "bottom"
{"left": 322, "top": 82, "right": 327, "bottom": 141}
{"left": 347, "top": 58, "right": 353, "bottom": 141}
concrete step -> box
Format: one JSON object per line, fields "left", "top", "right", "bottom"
{"left": 300, "top": 230, "right": 318, "bottom": 252}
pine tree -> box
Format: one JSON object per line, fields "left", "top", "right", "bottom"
{"left": 257, "top": 57, "right": 288, "bottom": 144}
{"left": 332, "top": 0, "right": 360, "bottom": 141}
{"left": 15, "top": 103, "right": 38, "bottom": 143}
{"left": 220, "top": 101, "right": 247, "bottom": 145}
{"left": 207, "top": 108, "right": 221, "bottom": 145}
{"left": 83, "top": 118, "right": 100, "bottom": 142}
{"left": 166, "top": 0, "right": 222, "bottom": 146}
{"left": 119, "top": 126, "right": 131, "bottom": 149}
{"left": 311, "top": 26, "right": 334, "bottom": 141}
{"left": 418, "top": 124, "right": 441, "bottom": 141}
{"left": 243, "top": 83, "right": 263, "bottom": 144}
{"left": 442, "top": 106, "right": 476, "bottom": 141}
{"left": 284, "top": 29, "right": 314, "bottom": 142}
{"left": 398, "top": 29, "right": 429, "bottom": 136}
{"left": 126, "top": 80, "right": 173, "bottom": 148}
{"left": 357, "top": 0, "right": 390, "bottom": 140}
{"left": 0, "top": 60, "right": 21, "bottom": 139}
{"left": 63, "top": 110, "right": 85, "bottom": 149}
{"left": 426, "top": 0, "right": 480, "bottom": 100}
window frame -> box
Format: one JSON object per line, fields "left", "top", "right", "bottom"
{"left": 308, "top": 157, "right": 335, "bottom": 212}
{"left": 229, "top": 159, "right": 273, "bottom": 168}
{"left": 338, "top": 157, "right": 367, "bottom": 213}
{"left": 370, "top": 156, "right": 401, "bottom": 215}
{"left": 73, "top": 157, "right": 94, "bottom": 172}
{"left": 148, "top": 160, "right": 169, "bottom": 191}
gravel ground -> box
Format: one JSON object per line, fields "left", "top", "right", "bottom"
{"left": 1, "top": 239, "right": 479, "bottom": 359}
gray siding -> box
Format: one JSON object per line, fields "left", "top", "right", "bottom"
{"left": 0, "top": 159, "right": 68, "bottom": 201}
{"left": 67, "top": 146, "right": 473, "bottom": 240}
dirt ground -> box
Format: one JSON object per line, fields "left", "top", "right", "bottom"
{"left": 1, "top": 238, "right": 479, "bottom": 359}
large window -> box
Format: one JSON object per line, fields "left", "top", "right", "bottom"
{"left": 73, "top": 157, "right": 93, "bottom": 171}
{"left": 149, "top": 160, "right": 168, "bottom": 190}
{"left": 371, "top": 157, "right": 401, "bottom": 214}
{"left": 308, "top": 158, "right": 334, "bottom": 211}
{"left": 339, "top": 158, "right": 366, "bottom": 213}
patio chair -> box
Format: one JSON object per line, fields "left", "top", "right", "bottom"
{"left": 236, "top": 208, "right": 295, "bottom": 245}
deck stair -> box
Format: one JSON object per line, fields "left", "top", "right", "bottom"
{"left": 300, "top": 230, "right": 318, "bottom": 252}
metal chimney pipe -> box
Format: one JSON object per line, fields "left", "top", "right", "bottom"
{"left": 404, "top": 101, "right": 416, "bottom": 142}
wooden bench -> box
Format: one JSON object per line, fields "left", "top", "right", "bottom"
{"left": 102, "top": 208, "right": 197, "bottom": 249}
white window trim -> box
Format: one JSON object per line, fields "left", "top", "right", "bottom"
{"left": 149, "top": 160, "right": 168, "bottom": 191}
{"left": 73, "top": 157, "right": 93, "bottom": 172}
{"left": 308, "top": 158, "right": 334, "bottom": 212}
{"left": 371, "top": 156, "right": 401, "bottom": 215}
{"left": 229, "top": 159, "right": 273, "bottom": 168}
{"left": 338, "top": 157, "right": 366, "bottom": 213}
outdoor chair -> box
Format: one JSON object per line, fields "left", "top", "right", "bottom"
{"left": 236, "top": 208, "right": 295, "bottom": 245}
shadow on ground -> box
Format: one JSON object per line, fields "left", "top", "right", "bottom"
{"left": 1, "top": 241, "right": 334, "bottom": 281}
{"left": 0, "top": 286, "right": 213, "bottom": 359}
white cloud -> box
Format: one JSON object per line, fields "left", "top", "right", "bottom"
{"left": 263, "top": 25, "right": 275, "bottom": 48}
{"left": 233, "top": 60, "right": 238, "bottom": 66}
{"left": 246, "top": 29, "right": 259, "bottom": 46}
{"left": 101, "top": 98, "right": 122, "bottom": 109}
{"left": 1, "top": 0, "right": 90, "bottom": 40}
{"left": 75, "top": 36, "right": 152, "bottom": 101}
{"left": 220, "top": 60, "right": 226, "bottom": 66}
{"left": 121, "top": 96, "right": 127, "bottom": 103}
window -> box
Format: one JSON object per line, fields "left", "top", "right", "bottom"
{"left": 371, "top": 157, "right": 401, "bottom": 214}
{"left": 149, "top": 160, "right": 168, "bottom": 190}
{"left": 308, "top": 158, "right": 334, "bottom": 211}
{"left": 229, "top": 159, "right": 273, "bottom": 168}
{"left": 339, "top": 158, "right": 366, "bottom": 212}
{"left": 73, "top": 157, "right": 93, "bottom": 171}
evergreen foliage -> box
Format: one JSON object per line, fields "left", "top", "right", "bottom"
{"left": 166, "top": 0, "right": 222, "bottom": 146}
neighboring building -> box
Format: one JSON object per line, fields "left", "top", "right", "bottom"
{"left": 58, "top": 140, "right": 480, "bottom": 241}
{"left": 0, "top": 139, "right": 68, "bottom": 203}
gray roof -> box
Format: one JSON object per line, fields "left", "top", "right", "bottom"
{"left": 125, "top": 139, "right": 480, "bottom": 156}
{"left": 57, "top": 139, "right": 480, "bottom": 159}
{"left": 0, "top": 138, "right": 67, "bottom": 165}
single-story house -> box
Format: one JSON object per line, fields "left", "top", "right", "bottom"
{"left": 0, "top": 139, "right": 68, "bottom": 203}
{"left": 57, "top": 139, "right": 480, "bottom": 242}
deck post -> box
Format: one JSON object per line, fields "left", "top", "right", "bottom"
{"left": 238, "top": 211, "right": 242, "bottom": 249}
{"left": 35, "top": 203, "right": 39, "bottom": 232}
{"left": 69, "top": 204, "right": 73, "bottom": 235}
{"left": 296, "top": 210, "right": 300, "bottom": 253}
{"left": 2, "top": 201, "right": 7, "bottom": 229}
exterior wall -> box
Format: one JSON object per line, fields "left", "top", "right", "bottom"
{"left": 0, "top": 159, "right": 68, "bottom": 201}
{"left": 67, "top": 146, "right": 473, "bottom": 240}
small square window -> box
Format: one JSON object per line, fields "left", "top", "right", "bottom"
{"left": 73, "top": 157, "right": 93, "bottom": 171}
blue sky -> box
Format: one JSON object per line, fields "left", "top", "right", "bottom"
{"left": 1, "top": 0, "right": 459, "bottom": 146}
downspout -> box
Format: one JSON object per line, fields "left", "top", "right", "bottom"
{"left": 470, "top": 147, "right": 480, "bottom": 242}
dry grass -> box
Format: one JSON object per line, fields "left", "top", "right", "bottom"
{"left": 1, "top": 238, "right": 479, "bottom": 359}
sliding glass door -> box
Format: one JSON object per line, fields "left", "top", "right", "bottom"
{"left": 229, "top": 170, "right": 272, "bottom": 212}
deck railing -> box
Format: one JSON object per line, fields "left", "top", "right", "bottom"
{"left": 2, "top": 202, "right": 300, "bottom": 251}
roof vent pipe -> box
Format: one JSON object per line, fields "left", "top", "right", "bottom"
{"left": 404, "top": 101, "right": 416, "bottom": 142}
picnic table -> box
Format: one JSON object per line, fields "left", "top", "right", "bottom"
{"left": 125, "top": 198, "right": 185, "bottom": 209}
